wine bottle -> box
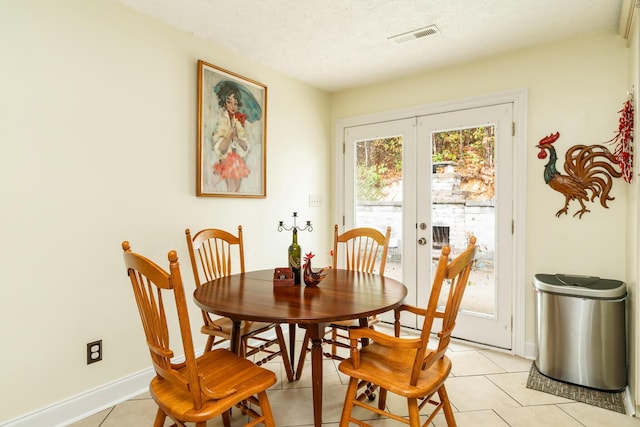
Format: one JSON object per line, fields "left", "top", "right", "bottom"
{"left": 288, "top": 228, "right": 301, "bottom": 285}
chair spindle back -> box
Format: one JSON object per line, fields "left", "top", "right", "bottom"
{"left": 412, "top": 235, "right": 477, "bottom": 385}
{"left": 333, "top": 224, "right": 391, "bottom": 275}
{"left": 185, "top": 226, "right": 245, "bottom": 286}
{"left": 121, "top": 241, "right": 203, "bottom": 408}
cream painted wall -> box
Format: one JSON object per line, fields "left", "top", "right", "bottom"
{"left": 1, "top": 1, "right": 635, "bottom": 423}
{"left": 627, "top": 12, "right": 640, "bottom": 412}
{"left": 330, "top": 27, "right": 631, "bottom": 370}
{"left": 0, "top": 0, "right": 331, "bottom": 422}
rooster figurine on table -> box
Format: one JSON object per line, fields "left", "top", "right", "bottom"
{"left": 536, "top": 132, "right": 622, "bottom": 218}
{"left": 303, "top": 252, "right": 328, "bottom": 286}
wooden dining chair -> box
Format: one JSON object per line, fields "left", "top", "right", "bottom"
{"left": 295, "top": 224, "right": 391, "bottom": 380}
{"left": 121, "top": 241, "right": 276, "bottom": 427}
{"left": 185, "top": 226, "right": 294, "bottom": 382}
{"left": 338, "top": 236, "right": 477, "bottom": 427}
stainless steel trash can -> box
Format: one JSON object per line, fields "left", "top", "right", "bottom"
{"left": 534, "top": 273, "right": 627, "bottom": 391}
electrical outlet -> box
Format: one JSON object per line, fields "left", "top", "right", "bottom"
{"left": 87, "top": 340, "right": 102, "bottom": 364}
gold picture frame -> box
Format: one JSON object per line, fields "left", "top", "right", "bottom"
{"left": 197, "top": 60, "right": 267, "bottom": 197}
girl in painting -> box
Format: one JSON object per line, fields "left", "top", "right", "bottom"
{"left": 212, "top": 81, "right": 250, "bottom": 192}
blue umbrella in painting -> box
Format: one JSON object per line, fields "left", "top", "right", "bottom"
{"left": 214, "top": 80, "right": 262, "bottom": 122}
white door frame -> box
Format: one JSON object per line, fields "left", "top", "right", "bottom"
{"left": 334, "top": 88, "right": 528, "bottom": 357}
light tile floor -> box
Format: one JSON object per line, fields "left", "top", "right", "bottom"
{"left": 70, "top": 324, "right": 639, "bottom": 427}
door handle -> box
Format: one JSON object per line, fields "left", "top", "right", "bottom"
{"left": 417, "top": 238, "right": 427, "bottom": 245}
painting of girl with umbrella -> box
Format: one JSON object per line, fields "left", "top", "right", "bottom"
{"left": 197, "top": 60, "right": 267, "bottom": 197}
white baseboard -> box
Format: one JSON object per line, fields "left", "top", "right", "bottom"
{"left": 524, "top": 340, "right": 537, "bottom": 360}
{"left": 623, "top": 386, "right": 636, "bottom": 417}
{"left": 0, "top": 368, "right": 154, "bottom": 427}
{"left": 0, "top": 326, "right": 289, "bottom": 426}
{"left": 0, "top": 344, "right": 214, "bottom": 427}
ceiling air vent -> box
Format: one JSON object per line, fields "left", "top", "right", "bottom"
{"left": 389, "top": 25, "right": 440, "bottom": 44}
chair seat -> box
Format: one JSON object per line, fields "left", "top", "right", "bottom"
{"left": 202, "top": 317, "right": 277, "bottom": 340}
{"left": 328, "top": 319, "right": 360, "bottom": 328}
{"left": 338, "top": 343, "right": 451, "bottom": 399}
{"left": 329, "top": 316, "right": 379, "bottom": 329}
{"left": 150, "top": 349, "right": 276, "bottom": 423}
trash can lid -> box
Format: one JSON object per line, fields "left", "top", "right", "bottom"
{"left": 533, "top": 274, "right": 626, "bottom": 298}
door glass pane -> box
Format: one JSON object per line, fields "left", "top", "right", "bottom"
{"left": 432, "top": 126, "right": 495, "bottom": 316}
{"left": 354, "top": 137, "right": 403, "bottom": 282}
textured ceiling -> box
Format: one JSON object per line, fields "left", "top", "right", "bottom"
{"left": 116, "top": 0, "right": 623, "bottom": 92}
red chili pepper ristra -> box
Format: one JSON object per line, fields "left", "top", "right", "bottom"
{"left": 609, "top": 96, "right": 634, "bottom": 183}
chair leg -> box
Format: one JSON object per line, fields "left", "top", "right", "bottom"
{"left": 257, "top": 390, "right": 276, "bottom": 427}
{"left": 152, "top": 408, "right": 166, "bottom": 427}
{"left": 275, "top": 324, "right": 294, "bottom": 381}
{"left": 221, "top": 409, "right": 231, "bottom": 427}
{"left": 240, "top": 338, "right": 248, "bottom": 358}
{"left": 331, "top": 327, "right": 338, "bottom": 357}
{"left": 438, "top": 385, "right": 457, "bottom": 427}
{"left": 356, "top": 380, "right": 378, "bottom": 402}
{"left": 204, "top": 335, "right": 215, "bottom": 352}
{"left": 407, "top": 398, "right": 420, "bottom": 427}
{"left": 295, "top": 330, "right": 310, "bottom": 380}
{"left": 378, "top": 387, "right": 387, "bottom": 410}
{"left": 339, "top": 377, "right": 359, "bottom": 427}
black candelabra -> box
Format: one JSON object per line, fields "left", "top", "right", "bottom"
{"left": 277, "top": 212, "right": 313, "bottom": 233}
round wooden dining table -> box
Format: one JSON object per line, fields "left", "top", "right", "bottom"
{"left": 193, "top": 268, "right": 407, "bottom": 427}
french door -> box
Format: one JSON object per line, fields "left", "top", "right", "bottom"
{"left": 344, "top": 118, "right": 417, "bottom": 322}
{"left": 343, "top": 104, "right": 514, "bottom": 349}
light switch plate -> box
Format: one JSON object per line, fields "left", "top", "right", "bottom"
{"left": 309, "top": 194, "right": 322, "bottom": 207}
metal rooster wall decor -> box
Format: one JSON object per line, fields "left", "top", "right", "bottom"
{"left": 536, "top": 132, "right": 622, "bottom": 219}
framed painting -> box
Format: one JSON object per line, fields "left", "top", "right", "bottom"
{"left": 197, "top": 60, "right": 267, "bottom": 197}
